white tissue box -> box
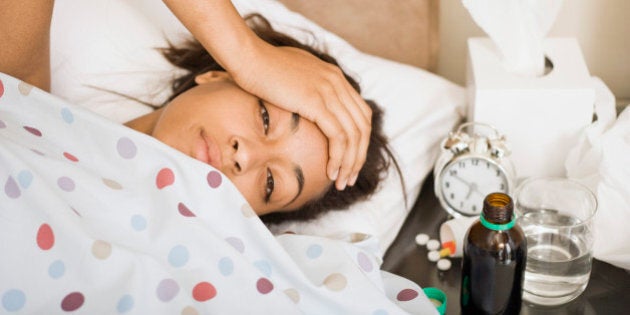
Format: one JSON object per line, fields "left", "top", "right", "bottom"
{"left": 466, "top": 37, "right": 595, "bottom": 179}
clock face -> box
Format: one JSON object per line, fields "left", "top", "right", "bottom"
{"left": 439, "top": 156, "right": 509, "bottom": 216}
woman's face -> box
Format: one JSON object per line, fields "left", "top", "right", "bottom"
{"left": 151, "top": 71, "right": 331, "bottom": 215}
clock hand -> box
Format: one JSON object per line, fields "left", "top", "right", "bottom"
{"left": 470, "top": 183, "right": 485, "bottom": 197}
{"left": 451, "top": 174, "right": 472, "bottom": 187}
{"left": 451, "top": 174, "right": 475, "bottom": 200}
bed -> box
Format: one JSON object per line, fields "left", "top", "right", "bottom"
{"left": 0, "top": 0, "right": 465, "bottom": 313}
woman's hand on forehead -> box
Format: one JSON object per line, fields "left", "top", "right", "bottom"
{"left": 233, "top": 46, "right": 371, "bottom": 191}
{"left": 162, "top": 0, "right": 371, "bottom": 190}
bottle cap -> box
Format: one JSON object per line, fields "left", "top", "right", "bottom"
{"left": 423, "top": 287, "right": 447, "bottom": 315}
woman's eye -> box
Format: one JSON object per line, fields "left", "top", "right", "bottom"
{"left": 259, "top": 100, "right": 270, "bottom": 134}
{"left": 264, "top": 168, "right": 275, "bottom": 203}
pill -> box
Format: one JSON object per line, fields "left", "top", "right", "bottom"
{"left": 428, "top": 250, "right": 441, "bottom": 262}
{"left": 439, "top": 248, "right": 452, "bottom": 257}
{"left": 415, "top": 233, "right": 430, "bottom": 246}
{"left": 442, "top": 241, "right": 456, "bottom": 254}
{"left": 426, "top": 239, "right": 440, "bottom": 251}
{"left": 437, "top": 258, "right": 452, "bottom": 271}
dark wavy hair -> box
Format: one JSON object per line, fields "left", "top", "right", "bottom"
{"left": 159, "top": 14, "right": 403, "bottom": 224}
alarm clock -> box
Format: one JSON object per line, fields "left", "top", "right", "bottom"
{"left": 433, "top": 122, "right": 516, "bottom": 218}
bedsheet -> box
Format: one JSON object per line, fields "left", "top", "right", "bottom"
{"left": 0, "top": 73, "right": 437, "bottom": 314}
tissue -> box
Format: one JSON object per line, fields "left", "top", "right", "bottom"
{"left": 462, "top": 0, "right": 564, "bottom": 76}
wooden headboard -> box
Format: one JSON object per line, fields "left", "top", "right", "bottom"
{"left": 277, "top": 0, "right": 439, "bottom": 72}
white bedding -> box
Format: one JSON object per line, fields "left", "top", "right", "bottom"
{"left": 0, "top": 73, "right": 438, "bottom": 314}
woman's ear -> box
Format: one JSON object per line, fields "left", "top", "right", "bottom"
{"left": 194, "top": 71, "right": 234, "bottom": 84}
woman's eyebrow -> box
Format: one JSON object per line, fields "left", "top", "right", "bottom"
{"left": 281, "top": 113, "right": 303, "bottom": 208}
{"left": 283, "top": 165, "right": 304, "bottom": 207}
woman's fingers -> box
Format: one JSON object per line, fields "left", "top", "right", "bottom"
{"left": 333, "top": 81, "right": 371, "bottom": 188}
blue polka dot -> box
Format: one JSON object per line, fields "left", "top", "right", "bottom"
{"left": 168, "top": 245, "right": 189, "bottom": 268}
{"left": 61, "top": 108, "right": 74, "bottom": 124}
{"left": 2, "top": 289, "right": 26, "bottom": 312}
{"left": 218, "top": 257, "right": 233, "bottom": 276}
{"left": 48, "top": 260, "right": 65, "bottom": 279}
{"left": 372, "top": 310, "right": 388, "bottom": 315}
{"left": 130, "top": 215, "right": 147, "bottom": 231}
{"left": 17, "top": 170, "right": 33, "bottom": 189}
{"left": 253, "top": 260, "right": 272, "bottom": 277}
{"left": 306, "top": 244, "right": 323, "bottom": 259}
{"left": 116, "top": 294, "right": 134, "bottom": 313}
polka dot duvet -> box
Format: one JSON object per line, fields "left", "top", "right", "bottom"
{"left": 0, "top": 73, "right": 437, "bottom": 314}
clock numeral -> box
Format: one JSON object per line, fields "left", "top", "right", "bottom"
{"left": 450, "top": 193, "right": 455, "bottom": 200}
{"left": 458, "top": 162, "right": 466, "bottom": 168}
{"left": 496, "top": 170, "right": 501, "bottom": 177}
{"left": 500, "top": 183, "right": 505, "bottom": 191}
{"left": 460, "top": 201, "right": 464, "bottom": 208}
{"left": 472, "top": 159, "right": 479, "bottom": 166}
{"left": 472, "top": 205, "right": 477, "bottom": 212}
{"left": 449, "top": 170, "right": 457, "bottom": 176}
{"left": 487, "top": 161, "right": 490, "bottom": 168}
{"left": 445, "top": 181, "right": 450, "bottom": 188}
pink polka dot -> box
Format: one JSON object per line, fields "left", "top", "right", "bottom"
{"left": 0, "top": 120, "right": 5, "bottom": 129}
{"left": 177, "top": 202, "right": 196, "bottom": 217}
{"left": 207, "top": 171, "right": 222, "bottom": 188}
{"left": 23, "top": 126, "right": 42, "bottom": 137}
{"left": 60, "top": 292, "right": 84, "bottom": 312}
{"left": 156, "top": 168, "right": 175, "bottom": 189}
{"left": 256, "top": 278, "right": 274, "bottom": 294}
{"left": 63, "top": 152, "right": 79, "bottom": 162}
{"left": 156, "top": 279, "right": 179, "bottom": 302}
{"left": 225, "top": 237, "right": 244, "bottom": 253}
{"left": 37, "top": 223, "right": 55, "bottom": 250}
{"left": 70, "top": 207, "right": 82, "bottom": 217}
{"left": 396, "top": 289, "right": 419, "bottom": 302}
{"left": 192, "top": 282, "right": 217, "bottom": 302}
{"left": 57, "top": 177, "right": 75, "bottom": 192}
{"left": 357, "top": 252, "right": 373, "bottom": 272}
{"left": 116, "top": 137, "right": 137, "bottom": 159}
{"left": 30, "top": 148, "right": 44, "bottom": 156}
{"left": 4, "top": 176, "right": 20, "bottom": 199}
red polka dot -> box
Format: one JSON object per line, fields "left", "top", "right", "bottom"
{"left": 0, "top": 79, "right": 4, "bottom": 98}
{"left": 23, "top": 126, "right": 42, "bottom": 137}
{"left": 256, "top": 278, "right": 274, "bottom": 294}
{"left": 207, "top": 171, "right": 222, "bottom": 188}
{"left": 177, "top": 202, "right": 196, "bottom": 217}
{"left": 192, "top": 282, "right": 217, "bottom": 302}
{"left": 156, "top": 168, "right": 175, "bottom": 189}
{"left": 63, "top": 152, "right": 79, "bottom": 162}
{"left": 397, "top": 288, "right": 419, "bottom": 301}
{"left": 37, "top": 223, "right": 55, "bottom": 250}
{"left": 61, "top": 292, "right": 84, "bottom": 312}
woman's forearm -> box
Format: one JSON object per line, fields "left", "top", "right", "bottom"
{"left": 0, "top": 1, "right": 54, "bottom": 91}
{"left": 162, "top": 0, "right": 262, "bottom": 75}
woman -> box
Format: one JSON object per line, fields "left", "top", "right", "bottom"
{"left": 163, "top": 0, "right": 373, "bottom": 192}
{"left": 0, "top": 2, "right": 399, "bottom": 221}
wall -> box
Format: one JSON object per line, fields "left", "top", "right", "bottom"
{"left": 437, "top": 0, "right": 630, "bottom": 105}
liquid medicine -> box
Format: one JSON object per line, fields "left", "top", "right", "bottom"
{"left": 460, "top": 192, "right": 527, "bottom": 314}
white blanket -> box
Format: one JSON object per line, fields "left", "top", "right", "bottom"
{"left": 0, "top": 73, "right": 437, "bottom": 314}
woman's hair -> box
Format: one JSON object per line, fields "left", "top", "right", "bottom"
{"left": 160, "top": 14, "right": 404, "bottom": 223}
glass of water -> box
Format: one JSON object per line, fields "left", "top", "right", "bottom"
{"left": 514, "top": 177, "right": 597, "bottom": 306}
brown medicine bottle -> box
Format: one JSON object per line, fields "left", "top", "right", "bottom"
{"left": 460, "top": 192, "right": 527, "bottom": 315}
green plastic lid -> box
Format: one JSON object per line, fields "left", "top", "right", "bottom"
{"left": 423, "top": 287, "right": 447, "bottom": 315}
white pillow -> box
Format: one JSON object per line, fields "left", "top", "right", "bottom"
{"left": 50, "top": 0, "right": 465, "bottom": 256}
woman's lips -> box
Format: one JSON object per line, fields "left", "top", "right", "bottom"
{"left": 195, "top": 130, "right": 222, "bottom": 169}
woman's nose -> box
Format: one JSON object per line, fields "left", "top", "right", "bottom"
{"left": 230, "top": 136, "right": 265, "bottom": 174}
